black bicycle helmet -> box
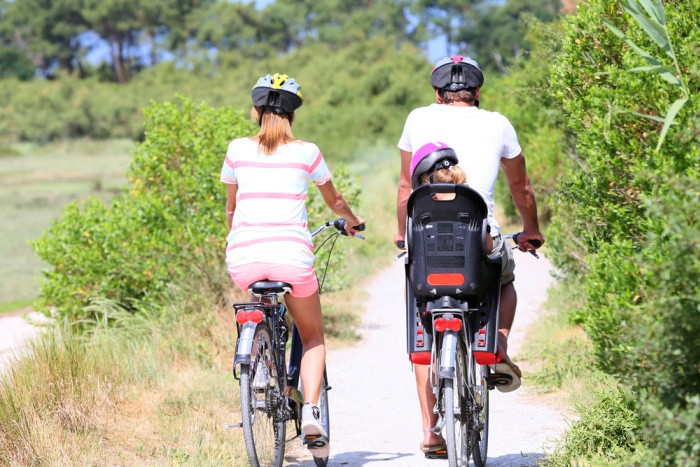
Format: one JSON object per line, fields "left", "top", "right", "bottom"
{"left": 410, "top": 142, "right": 459, "bottom": 189}
{"left": 431, "top": 55, "right": 484, "bottom": 91}
{"left": 251, "top": 73, "right": 303, "bottom": 114}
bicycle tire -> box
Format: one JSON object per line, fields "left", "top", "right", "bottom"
{"left": 467, "top": 344, "right": 489, "bottom": 467}
{"left": 299, "top": 370, "right": 330, "bottom": 467}
{"left": 240, "top": 322, "right": 286, "bottom": 467}
{"left": 443, "top": 335, "right": 470, "bottom": 467}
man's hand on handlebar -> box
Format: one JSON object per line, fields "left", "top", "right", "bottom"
{"left": 394, "top": 232, "right": 406, "bottom": 250}
{"left": 514, "top": 230, "right": 545, "bottom": 252}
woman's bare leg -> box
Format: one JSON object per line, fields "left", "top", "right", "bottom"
{"left": 285, "top": 291, "right": 325, "bottom": 405}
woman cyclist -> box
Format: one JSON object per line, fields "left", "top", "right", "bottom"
{"left": 220, "top": 73, "right": 364, "bottom": 459}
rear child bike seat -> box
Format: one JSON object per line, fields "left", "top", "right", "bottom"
{"left": 406, "top": 184, "right": 499, "bottom": 300}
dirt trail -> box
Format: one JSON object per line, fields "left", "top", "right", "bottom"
{"left": 286, "top": 251, "right": 570, "bottom": 466}
{"left": 0, "top": 310, "right": 49, "bottom": 375}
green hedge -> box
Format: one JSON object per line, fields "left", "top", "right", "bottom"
{"left": 547, "top": 0, "right": 699, "bottom": 463}
{"left": 32, "top": 97, "right": 360, "bottom": 322}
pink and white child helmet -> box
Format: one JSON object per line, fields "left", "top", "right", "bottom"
{"left": 410, "top": 142, "right": 459, "bottom": 189}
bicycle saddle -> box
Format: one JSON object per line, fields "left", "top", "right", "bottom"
{"left": 248, "top": 281, "right": 293, "bottom": 296}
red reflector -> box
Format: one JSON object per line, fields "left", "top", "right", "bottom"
{"left": 236, "top": 309, "right": 264, "bottom": 324}
{"left": 409, "top": 352, "right": 431, "bottom": 365}
{"left": 474, "top": 351, "right": 498, "bottom": 365}
{"left": 434, "top": 317, "right": 462, "bottom": 332}
{"left": 427, "top": 273, "right": 465, "bottom": 286}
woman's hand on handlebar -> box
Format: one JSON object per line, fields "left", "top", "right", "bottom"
{"left": 345, "top": 216, "right": 366, "bottom": 237}
{"left": 335, "top": 217, "right": 366, "bottom": 237}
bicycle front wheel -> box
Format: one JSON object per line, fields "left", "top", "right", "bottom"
{"left": 467, "top": 345, "right": 489, "bottom": 467}
{"left": 442, "top": 335, "right": 469, "bottom": 467}
{"left": 239, "top": 322, "right": 286, "bottom": 467}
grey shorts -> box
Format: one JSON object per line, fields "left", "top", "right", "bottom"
{"left": 487, "top": 235, "right": 515, "bottom": 285}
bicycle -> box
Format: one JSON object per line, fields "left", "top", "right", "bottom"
{"left": 231, "top": 218, "right": 364, "bottom": 467}
{"left": 402, "top": 183, "right": 541, "bottom": 467}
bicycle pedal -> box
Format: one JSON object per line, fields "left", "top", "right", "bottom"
{"left": 487, "top": 373, "right": 513, "bottom": 387}
{"left": 223, "top": 423, "right": 243, "bottom": 430}
{"left": 303, "top": 434, "right": 329, "bottom": 448}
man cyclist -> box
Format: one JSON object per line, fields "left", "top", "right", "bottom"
{"left": 395, "top": 55, "right": 545, "bottom": 455}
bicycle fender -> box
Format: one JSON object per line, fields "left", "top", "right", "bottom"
{"left": 438, "top": 330, "right": 458, "bottom": 379}
{"left": 234, "top": 321, "right": 257, "bottom": 365}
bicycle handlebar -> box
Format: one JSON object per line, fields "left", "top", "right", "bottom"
{"left": 503, "top": 232, "right": 543, "bottom": 258}
{"left": 311, "top": 218, "right": 366, "bottom": 239}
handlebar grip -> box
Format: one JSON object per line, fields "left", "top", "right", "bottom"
{"left": 512, "top": 233, "right": 543, "bottom": 249}
{"left": 396, "top": 240, "right": 405, "bottom": 249}
{"left": 333, "top": 218, "right": 366, "bottom": 236}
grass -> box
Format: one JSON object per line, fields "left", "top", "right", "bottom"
{"left": 519, "top": 280, "right": 603, "bottom": 404}
{"left": 0, "top": 139, "right": 134, "bottom": 309}
{"left": 0, "top": 288, "right": 249, "bottom": 465}
{"left": 520, "top": 280, "right": 654, "bottom": 465}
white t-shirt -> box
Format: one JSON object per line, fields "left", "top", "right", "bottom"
{"left": 397, "top": 104, "right": 522, "bottom": 235}
{"left": 220, "top": 138, "right": 332, "bottom": 269}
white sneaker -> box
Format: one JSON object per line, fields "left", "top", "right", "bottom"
{"left": 301, "top": 403, "right": 329, "bottom": 458}
{"left": 252, "top": 360, "right": 268, "bottom": 390}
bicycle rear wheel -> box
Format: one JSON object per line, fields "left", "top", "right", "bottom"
{"left": 442, "top": 335, "right": 469, "bottom": 467}
{"left": 467, "top": 345, "right": 489, "bottom": 467}
{"left": 239, "top": 322, "right": 286, "bottom": 467}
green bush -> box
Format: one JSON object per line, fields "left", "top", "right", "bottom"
{"left": 545, "top": 382, "right": 646, "bottom": 466}
{"left": 642, "top": 394, "right": 700, "bottom": 466}
{"left": 546, "top": 0, "right": 699, "bottom": 462}
{"left": 32, "top": 97, "right": 361, "bottom": 322}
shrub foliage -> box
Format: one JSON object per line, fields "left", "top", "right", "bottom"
{"left": 32, "top": 97, "right": 359, "bottom": 322}
{"left": 547, "top": 0, "right": 699, "bottom": 463}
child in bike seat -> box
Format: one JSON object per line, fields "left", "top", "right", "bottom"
{"left": 220, "top": 73, "right": 363, "bottom": 459}
{"left": 412, "top": 142, "right": 493, "bottom": 252}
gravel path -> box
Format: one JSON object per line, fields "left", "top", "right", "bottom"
{"left": 286, "top": 251, "right": 569, "bottom": 466}
{"left": 0, "top": 310, "right": 49, "bottom": 375}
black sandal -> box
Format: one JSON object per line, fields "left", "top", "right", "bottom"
{"left": 421, "top": 440, "right": 447, "bottom": 459}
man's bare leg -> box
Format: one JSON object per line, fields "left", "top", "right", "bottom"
{"left": 414, "top": 364, "right": 444, "bottom": 446}
{"left": 498, "top": 282, "right": 522, "bottom": 376}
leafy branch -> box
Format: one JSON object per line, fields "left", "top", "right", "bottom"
{"left": 602, "top": 0, "right": 690, "bottom": 150}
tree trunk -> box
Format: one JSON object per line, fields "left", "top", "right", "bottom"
{"left": 110, "top": 33, "right": 128, "bottom": 84}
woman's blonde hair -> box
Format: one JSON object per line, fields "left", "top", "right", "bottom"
{"left": 419, "top": 165, "right": 467, "bottom": 185}
{"left": 251, "top": 106, "right": 295, "bottom": 155}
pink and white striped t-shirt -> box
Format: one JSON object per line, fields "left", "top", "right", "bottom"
{"left": 220, "top": 137, "right": 332, "bottom": 269}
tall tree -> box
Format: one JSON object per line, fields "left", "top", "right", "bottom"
{"left": 2, "top": 0, "right": 87, "bottom": 77}
{"left": 260, "top": 0, "right": 413, "bottom": 50}
{"left": 411, "top": 0, "right": 482, "bottom": 55}
{"left": 459, "top": 0, "right": 561, "bottom": 73}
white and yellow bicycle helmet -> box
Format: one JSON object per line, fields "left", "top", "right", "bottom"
{"left": 252, "top": 73, "right": 303, "bottom": 114}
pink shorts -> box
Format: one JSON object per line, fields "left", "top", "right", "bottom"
{"left": 229, "top": 262, "right": 319, "bottom": 298}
